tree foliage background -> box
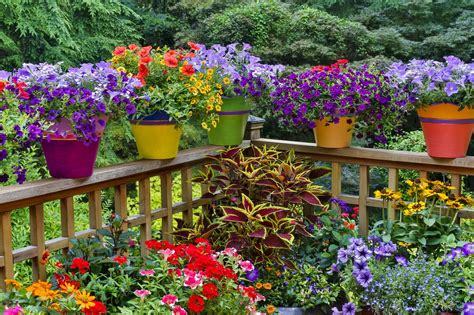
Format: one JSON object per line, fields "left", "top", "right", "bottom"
{"left": 0, "top": 0, "right": 472, "bottom": 71}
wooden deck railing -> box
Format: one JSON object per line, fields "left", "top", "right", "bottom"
{"left": 0, "top": 121, "right": 473, "bottom": 290}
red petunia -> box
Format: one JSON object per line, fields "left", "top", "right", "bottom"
{"left": 188, "top": 41, "right": 200, "bottom": 51}
{"left": 139, "top": 46, "right": 153, "bottom": 58}
{"left": 336, "top": 59, "right": 349, "bottom": 65}
{"left": 164, "top": 56, "right": 178, "bottom": 68}
{"left": 165, "top": 50, "right": 177, "bottom": 57}
{"left": 128, "top": 44, "right": 138, "bottom": 51}
{"left": 82, "top": 300, "right": 107, "bottom": 315}
{"left": 188, "top": 294, "right": 205, "bottom": 313}
{"left": 70, "top": 258, "right": 90, "bottom": 274}
{"left": 0, "top": 81, "right": 5, "bottom": 92}
{"left": 113, "top": 46, "right": 127, "bottom": 56}
{"left": 140, "top": 55, "right": 153, "bottom": 64}
{"left": 114, "top": 256, "right": 127, "bottom": 265}
{"left": 180, "top": 64, "right": 195, "bottom": 76}
{"left": 138, "top": 63, "right": 149, "bottom": 78}
{"left": 202, "top": 283, "right": 219, "bottom": 300}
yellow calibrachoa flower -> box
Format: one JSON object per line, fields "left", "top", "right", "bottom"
{"left": 223, "top": 77, "right": 231, "bottom": 84}
{"left": 188, "top": 111, "right": 193, "bottom": 117}
{"left": 75, "top": 290, "right": 96, "bottom": 310}
{"left": 189, "top": 87, "right": 198, "bottom": 95}
{"left": 206, "top": 68, "right": 214, "bottom": 76}
{"left": 263, "top": 283, "right": 272, "bottom": 290}
{"left": 190, "top": 76, "right": 197, "bottom": 82}
{"left": 215, "top": 105, "right": 222, "bottom": 112}
{"left": 255, "top": 282, "right": 263, "bottom": 289}
{"left": 211, "top": 120, "right": 217, "bottom": 128}
{"left": 206, "top": 104, "right": 214, "bottom": 111}
{"left": 201, "top": 122, "right": 208, "bottom": 130}
{"left": 266, "top": 305, "right": 276, "bottom": 314}
{"left": 4, "top": 279, "right": 21, "bottom": 289}
{"left": 116, "top": 67, "right": 127, "bottom": 73}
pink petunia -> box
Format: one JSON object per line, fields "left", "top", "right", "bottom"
{"left": 159, "top": 249, "right": 175, "bottom": 261}
{"left": 134, "top": 289, "right": 151, "bottom": 299}
{"left": 238, "top": 260, "right": 254, "bottom": 272}
{"left": 139, "top": 269, "right": 156, "bottom": 276}
{"left": 161, "top": 294, "right": 178, "bottom": 306}
{"left": 172, "top": 306, "right": 188, "bottom": 315}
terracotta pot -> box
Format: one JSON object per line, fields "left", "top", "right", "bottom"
{"left": 130, "top": 111, "right": 182, "bottom": 159}
{"left": 313, "top": 116, "right": 356, "bottom": 148}
{"left": 417, "top": 103, "right": 474, "bottom": 158}
{"left": 208, "top": 96, "right": 251, "bottom": 146}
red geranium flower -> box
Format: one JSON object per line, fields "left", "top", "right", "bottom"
{"left": 82, "top": 300, "right": 107, "bottom": 314}
{"left": 114, "top": 256, "right": 127, "bottom": 265}
{"left": 113, "top": 46, "right": 127, "bottom": 56}
{"left": 202, "top": 283, "right": 219, "bottom": 300}
{"left": 180, "top": 64, "right": 195, "bottom": 76}
{"left": 70, "top": 258, "right": 90, "bottom": 274}
{"left": 188, "top": 294, "right": 205, "bottom": 313}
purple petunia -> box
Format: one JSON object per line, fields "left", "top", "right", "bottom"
{"left": 342, "top": 302, "right": 356, "bottom": 315}
{"left": 395, "top": 255, "right": 408, "bottom": 266}
{"left": 462, "top": 243, "right": 474, "bottom": 256}
{"left": 464, "top": 302, "right": 474, "bottom": 315}
{"left": 245, "top": 268, "right": 259, "bottom": 282}
{"left": 355, "top": 269, "right": 373, "bottom": 287}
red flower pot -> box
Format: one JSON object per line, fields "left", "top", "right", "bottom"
{"left": 417, "top": 103, "right": 474, "bottom": 158}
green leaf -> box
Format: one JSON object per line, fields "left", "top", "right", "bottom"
{"left": 419, "top": 237, "right": 426, "bottom": 246}
{"left": 423, "top": 218, "right": 436, "bottom": 227}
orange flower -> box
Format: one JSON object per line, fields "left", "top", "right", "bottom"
{"left": 263, "top": 283, "right": 272, "bottom": 290}
{"left": 255, "top": 282, "right": 263, "bottom": 289}
{"left": 4, "top": 279, "right": 21, "bottom": 289}
{"left": 180, "top": 64, "right": 195, "bottom": 76}
{"left": 343, "top": 221, "right": 356, "bottom": 230}
{"left": 75, "top": 290, "right": 96, "bottom": 310}
{"left": 266, "top": 305, "right": 276, "bottom": 314}
{"left": 113, "top": 46, "right": 127, "bottom": 56}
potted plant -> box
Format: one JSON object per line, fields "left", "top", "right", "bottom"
{"left": 110, "top": 43, "right": 223, "bottom": 159}
{"left": 271, "top": 60, "right": 413, "bottom": 148}
{"left": 11, "top": 62, "right": 139, "bottom": 179}
{"left": 386, "top": 56, "right": 474, "bottom": 158}
{"left": 189, "top": 43, "right": 285, "bottom": 146}
{"left": 372, "top": 178, "right": 472, "bottom": 255}
{"left": 0, "top": 73, "right": 38, "bottom": 185}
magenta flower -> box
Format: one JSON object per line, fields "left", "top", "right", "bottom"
{"left": 238, "top": 260, "right": 254, "bottom": 272}
{"left": 161, "top": 294, "right": 178, "bottom": 306}
{"left": 3, "top": 305, "right": 24, "bottom": 315}
{"left": 172, "top": 305, "right": 188, "bottom": 315}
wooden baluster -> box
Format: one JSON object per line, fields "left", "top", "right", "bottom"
{"left": 60, "top": 197, "right": 75, "bottom": 255}
{"left": 331, "top": 162, "right": 342, "bottom": 211}
{"left": 419, "top": 170, "right": 428, "bottom": 180}
{"left": 359, "top": 165, "right": 369, "bottom": 237}
{"left": 387, "top": 168, "right": 399, "bottom": 220}
{"left": 200, "top": 165, "right": 210, "bottom": 217}
{"left": 450, "top": 174, "right": 462, "bottom": 195}
{"left": 30, "top": 204, "right": 46, "bottom": 281}
{"left": 0, "top": 212, "right": 14, "bottom": 290}
{"left": 181, "top": 168, "right": 194, "bottom": 225}
{"left": 161, "top": 173, "right": 173, "bottom": 242}
{"left": 139, "top": 178, "right": 152, "bottom": 257}
{"left": 114, "top": 184, "right": 128, "bottom": 230}
{"left": 88, "top": 190, "right": 103, "bottom": 231}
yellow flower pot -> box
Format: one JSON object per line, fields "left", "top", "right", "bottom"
{"left": 130, "top": 117, "right": 182, "bottom": 159}
{"left": 313, "top": 116, "right": 356, "bottom": 148}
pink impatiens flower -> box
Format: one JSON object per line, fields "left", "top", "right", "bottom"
{"left": 161, "top": 294, "right": 178, "bottom": 306}
{"left": 238, "top": 260, "right": 254, "bottom": 272}
{"left": 172, "top": 306, "right": 188, "bottom": 315}
{"left": 139, "top": 269, "right": 156, "bottom": 276}
{"left": 134, "top": 289, "right": 151, "bottom": 299}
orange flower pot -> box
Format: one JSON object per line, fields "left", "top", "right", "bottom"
{"left": 313, "top": 116, "right": 356, "bottom": 148}
{"left": 417, "top": 103, "right": 474, "bottom": 158}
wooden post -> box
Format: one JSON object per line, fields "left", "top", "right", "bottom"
{"left": 88, "top": 190, "right": 103, "bottom": 231}
{"left": 0, "top": 211, "right": 14, "bottom": 290}
{"left": 419, "top": 170, "right": 428, "bottom": 180}
{"left": 30, "top": 204, "right": 46, "bottom": 281}
{"left": 450, "top": 174, "right": 462, "bottom": 195}
{"left": 387, "top": 168, "right": 399, "bottom": 220}
{"left": 331, "top": 162, "right": 342, "bottom": 211}
{"left": 181, "top": 168, "right": 194, "bottom": 225}
{"left": 60, "top": 197, "right": 75, "bottom": 255}
{"left": 359, "top": 165, "right": 369, "bottom": 237}
{"left": 161, "top": 173, "right": 173, "bottom": 242}
{"left": 139, "top": 178, "right": 152, "bottom": 257}
{"left": 245, "top": 116, "right": 265, "bottom": 141}
{"left": 114, "top": 184, "right": 128, "bottom": 230}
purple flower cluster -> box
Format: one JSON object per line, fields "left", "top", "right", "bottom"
{"left": 188, "top": 43, "right": 284, "bottom": 98}
{"left": 386, "top": 55, "right": 474, "bottom": 108}
{"left": 332, "top": 302, "right": 356, "bottom": 315}
{"left": 15, "top": 62, "right": 141, "bottom": 143}
{"left": 441, "top": 242, "right": 473, "bottom": 265}
{"left": 271, "top": 64, "right": 414, "bottom": 144}
{"left": 336, "top": 237, "right": 398, "bottom": 288}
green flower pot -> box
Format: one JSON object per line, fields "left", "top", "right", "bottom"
{"left": 208, "top": 96, "right": 251, "bottom": 146}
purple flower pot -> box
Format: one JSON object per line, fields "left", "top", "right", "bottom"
{"left": 41, "top": 137, "right": 101, "bottom": 179}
